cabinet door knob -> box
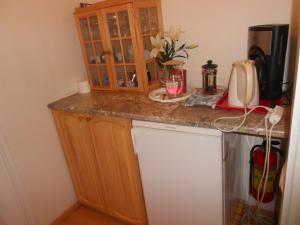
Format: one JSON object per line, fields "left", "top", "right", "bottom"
{"left": 78, "top": 116, "right": 84, "bottom": 121}
{"left": 86, "top": 116, "right": 91, "bottom": 121}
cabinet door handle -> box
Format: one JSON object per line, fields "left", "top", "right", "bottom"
{"left": 78, "top": 116, "right": 84, "bottom": 121}
{"left": 86, "top": 116, "right": 91, "bottom": 122}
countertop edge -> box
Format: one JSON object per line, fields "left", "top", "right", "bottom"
{"left": 48, "top": 103, "right": 288, "bottom": 139}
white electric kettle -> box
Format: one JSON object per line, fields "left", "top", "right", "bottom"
{"left": 228, "top": 60, "right": 259, "bottom": 108}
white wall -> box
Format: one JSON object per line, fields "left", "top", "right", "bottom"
{"left": 0, "top": 0, "right": 91, "bottom": 224}
{"left": 286, "top": 1, "right": 300, "bottom": 223}
{"left": 288, "top": 130, "right": 300, "bottom": 225}
{"left": 161, "top": 0, "right": 293, "bottom": 87}
{"left": 0, "top": 0, "right": 295, "bottom": 225}
{"left": 0, "top": 139, "right": 29, "bottom": 225}
{"left": 284, "top": 39, "right": 300, "bottom": 225}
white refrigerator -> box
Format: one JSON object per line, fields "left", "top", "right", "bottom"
{"left": 131, "top": 120, "right": 224, "bottom": 225}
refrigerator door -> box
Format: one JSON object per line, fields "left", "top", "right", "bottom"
{"left": 132, "top": 120, "right": 223, "bottom": 225}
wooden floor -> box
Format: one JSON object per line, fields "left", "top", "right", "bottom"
{"left": 56, "top": 202, "right": 275, "bottom": 225}
{"left": 56, "top": 205, "right": 128, "bottom": 225}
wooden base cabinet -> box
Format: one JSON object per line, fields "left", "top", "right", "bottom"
{"left": 52, "top": 111, "right": 147, "bottom": 225}
{"left": 52, "top": 112, "right": 106, "bottom": 211}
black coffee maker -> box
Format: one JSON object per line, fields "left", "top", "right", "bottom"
{"left": 248, "top": 24, "right": 289, "bottom": 100}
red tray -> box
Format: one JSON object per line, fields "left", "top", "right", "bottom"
{"left": 216, "top": 91, "right": 283, "bottom": 114}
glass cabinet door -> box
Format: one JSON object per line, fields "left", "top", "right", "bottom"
{"left": 75, "top": 1, "right": 163, "bottom": 92}
{"left": 105, "top": 9, "right": 139, "bottom": 89}
{"left": 78, "top": 15, "right": 111, "bottom": 89}
{"left": 137, "top": 6, "right": 160, "bottom": 84}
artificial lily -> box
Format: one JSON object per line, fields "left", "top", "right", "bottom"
{"left": 165, "top": 26, "right": 184, "bottom": 42}
{"left": 150, "top": 26, "right": 198, "bottom": 65}
{"left": 150, "top": 34, "right": 165, "bottom": 58}
{"left": 185, "top": 44, "right": 199, "bottom": 49}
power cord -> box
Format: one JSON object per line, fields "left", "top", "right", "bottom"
{"left": 239, "top": 122, "right": 276, "bottom": 225}
{"left": 213, "top": 106, "right": 271, "bottom": 133}
{"left": 214, "top": 105, "right": 283, "bottom": 225}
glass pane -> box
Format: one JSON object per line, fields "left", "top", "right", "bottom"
{"left": 139, "top": 8, "right": 150, "bottom": 34}
{"left": 127, "top": 65, "right": 138, "bottom": 87}
{"left": 94, "top": 42, "right": 105, "bottom": 64}
{"left": 85, "top": 43, "right": 96, "bottom": 64}
{"left": 89, "top": 66, "right": 100, "bottom": 86}
{"left": 79, "top": 18, "right": 90, "bottom": 41}
{"left": 149, "top": 7, "right": 159, "bottom": 32}
{"left": 98, "top": 66, "right": 110, "bottom": 86}
{"left": 111, "top": 40, "right": 123, "bottom": 63}
{"left": 118, "top": 11, "right": 131, "bottom": 37}
{"left": 107, "top": 13, "right": 119, "bottom": 38}
{"left": 122, "top": 39, "right": 134, "bottom": 63}
{"left": 115, "top": 66, "right": 127, "bottom": 87}
{"left": 157, "top": 63, "right": 163, "bottom": 81}
{"left": 89, "top": 16, "right": 100, "bottom": 40}
{"left": 146, "top": 62, "right": 155, "bottom": 81}
{"left": 143, "top": 36, "right": 152, "bottom": 60}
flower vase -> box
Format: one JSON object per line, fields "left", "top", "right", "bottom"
{"left": 159, "top": 67, "right": 172, "bottom": 87}
{"left": 165, "top": 73, "right": 183, "bottom": 98}
{"left": 171, "top": 68, "right": 187, "bottom": 94}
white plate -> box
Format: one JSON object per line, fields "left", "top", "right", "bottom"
{"left": 148, "top": 88, "right": 192, "bottom": 103}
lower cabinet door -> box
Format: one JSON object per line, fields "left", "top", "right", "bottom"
{"left": 88, "top": 116, "right": 147, "bottom": 225}
{"left": 53, "top": 112, "right": 106, "bottom": 211}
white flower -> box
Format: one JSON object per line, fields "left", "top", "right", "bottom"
{"left": 150, "top": 48, "right": 160, "bottom": 58}
{"left": 185, "top": 44, "right": 199, "bottom": 49}
{"left": 150, "top": 34, "right": 165, "bottom": 58}
{"left": 165, "top": 26, "right": 184, "bottom": 42}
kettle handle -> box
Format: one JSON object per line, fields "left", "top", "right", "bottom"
{"left": 244, "top": 61, "right": 254, "bottom": 106}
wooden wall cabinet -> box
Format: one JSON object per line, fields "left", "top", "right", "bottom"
{"left": 74, "top": 0, "right": 163, "bottom": 93}
{"left": 53, "top": 111, "right": 147, "bottom": 225}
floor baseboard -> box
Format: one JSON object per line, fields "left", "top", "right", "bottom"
{"left": 50, "top": 202, "right": 81, "bottom": 225}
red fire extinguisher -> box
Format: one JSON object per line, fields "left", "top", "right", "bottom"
{"left": 249, "top": 140, "right": 283, "bottom": 203}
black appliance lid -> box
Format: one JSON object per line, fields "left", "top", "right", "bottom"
{"left": 202, "top": 60, "right": 218, "bottom": 69}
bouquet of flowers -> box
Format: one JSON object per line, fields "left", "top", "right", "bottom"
{"left": 150, "top": 26, "right": 198, "bottom": 68}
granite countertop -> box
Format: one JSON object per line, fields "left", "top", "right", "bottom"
{"left": 48, "top": 92, "right": 291, "bottom": 139}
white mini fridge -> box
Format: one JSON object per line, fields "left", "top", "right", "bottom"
{"left": 131, "top": 120, "right": 224, "bottom": 225}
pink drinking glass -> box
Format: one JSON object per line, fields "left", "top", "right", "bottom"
{"left": 165, "top": 74, "right": 183, "bottom": 98}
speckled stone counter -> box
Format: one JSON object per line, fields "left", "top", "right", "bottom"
{"left": 48, "top": 92, "right": 291, "bottom": 139}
